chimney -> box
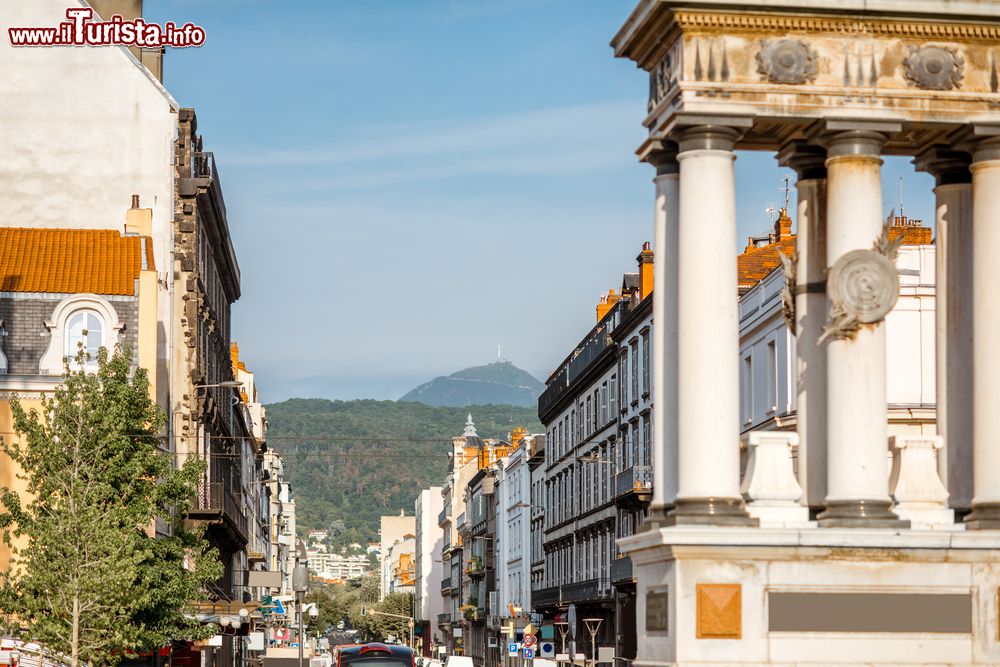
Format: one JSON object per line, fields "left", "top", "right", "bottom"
{"left": 124, "top": 195, "right": 153, "bottom": 237}
{"left": 596, "top": 289, "right": 620, "bottom": 323}
{"left": 87, "top": 1, "right": 164, "bottom": 82}
{"left": 637, "top": 241, "right": 654, "bottom": 300}
{"left": 775, "top": 208, "right": 793, "bottom": 239}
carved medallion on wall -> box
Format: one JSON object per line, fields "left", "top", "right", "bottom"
{"left": 756, "top": 39, "right": 817, "bottom": 84}
{"left": 904, "top": 45, "right": 964, "bottom": 90}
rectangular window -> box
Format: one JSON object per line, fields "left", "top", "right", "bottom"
{"left": 767, "top": 339, "right": 777, "bottom": 413}
{"left": 610, "top": 375, "right": 617, "bottom": 416}
{"left": 619, "top": 354, "right": 628, "bottom": 408}
{"left": 641, "top": 414, "right": 651, "bottom": 467}
{"left": 630, "top": 341, "right": 639, "bottom": 403}
{"left": 591, "top": 389, "right": 601, "bottom": 433}
{"left": 600, "top": 382, "right": 608, "bottom": 425}
{"left": 586, "top": 397, "right": 592, "bottom": 438}
{"left": 571, "top": 410, "right": 576, "bottom": 447}
{"left": 642, "top": 331, "right": 650, "bottom": 396}
{"left": 742, "top": 353, "right": 753, "bottom": 424}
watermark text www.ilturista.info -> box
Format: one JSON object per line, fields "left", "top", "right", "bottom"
{"left": 9, "top": 8, "right": 205, "bottom": 48}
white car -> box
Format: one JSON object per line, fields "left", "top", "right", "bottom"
{"left": 444, "top": 657, "right": 474, "bottom": 667}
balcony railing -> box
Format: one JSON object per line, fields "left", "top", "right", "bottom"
{"left": 610, "top": 556, "right": 634, "bottom": 584}
{"left": 441, "top": 577, "right": 452, "bottom": 592}
{"left": 437, "top": 612, "right": 452, "bottom": 626}
{"left": 532, "top": 585, "right": 561, "bottom": 609}
{"left": 561, "top": 577, "right": 611, "bottom": 603}
{"left": 189, "top": 481, "right": 248, "bottom": 542}
{"left": 615, "top": 465, "right": 653, "bottom": 499}
{"left": 438, "top": 508, "right": 449, "bottom": 527}
{"left": 456, "top": 512, "right": 467, "bottom": 530}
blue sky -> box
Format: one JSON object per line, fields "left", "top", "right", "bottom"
{"left": 146, "top": 0, "right": 936, "bottom": 403}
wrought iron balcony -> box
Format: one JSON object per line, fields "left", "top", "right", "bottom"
{"left": 610, "top": 556, "right": 634, "bottom": 584}
{"left": 456, "top": 512, "right": 467, "bottom": 530}
{"left": 438, "top": 508, "right": 449, "bottom": 527}
{"left": 437, "top": 612, "right": 452, "bottom": 626}
{"left": 189, "top": 481, "right": 248, "bottom": 543}
{"left": 441, "top": 576, "right": 452, "bottom": 592}
{"left": 561, "top": 577, "right": 612, "bottom": 603}
{"left": 615, "top": 465, "right": 653, "bottom": 500}
{"left": 531, "top": 585, "right": 561, "bottom": 609}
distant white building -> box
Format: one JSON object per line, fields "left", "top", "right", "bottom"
{"left": 306, "top": 549, "right": 370, "bottom": 580}
{"left": 379, "top": 513, "right": 416, "bottom": 599}
{"left": 415, "top": 488, "right": 444, "bottom": 651}
{"left": 495, "top": 439, "right": 532, "bottom": 619}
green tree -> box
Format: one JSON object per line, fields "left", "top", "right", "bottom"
{"left": 0, "top": 347, "right": 222, "bottom": 667}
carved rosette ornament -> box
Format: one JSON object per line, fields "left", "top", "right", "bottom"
{"left": 820, "top": 223, "right": 901, "bottom": 343}
{"left": 903, "top": 45, "right": 964, "bottom": 90}
{"left": 756, "top": 39, "right": 818, "bottom": 85}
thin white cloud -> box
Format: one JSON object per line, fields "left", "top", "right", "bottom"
{"left": 222, "top": 99, "right": 640, "bottom": 167}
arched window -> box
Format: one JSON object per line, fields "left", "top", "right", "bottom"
{"left": 65, "top": 310, "right": 104, "bottom": 368}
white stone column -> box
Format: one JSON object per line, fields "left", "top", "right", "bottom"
{"left": 915, "top": 147, "right": 973, "bottom": 512}
{"left": 667, "top": 126, "right": 754, "bottom": 526}
{"left": 817, "top": 130, "right": 905, "bottom": 528}
{"left": 778, "top": 142, "right": 828, "bottom": 511}
{"left": 643, "top": 142, "right": 679, "bottom": 529}
{"left": 965, "top": 137, "right": 1000, "bottom": 529}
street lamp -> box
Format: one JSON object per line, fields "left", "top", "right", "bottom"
{"left": 511, "top": 502, "right": 543, "bottom": 510}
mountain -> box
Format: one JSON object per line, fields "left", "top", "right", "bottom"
{"left": 399, "top": 361, "right": 544, "bottom": 408}
{"left": 264, "top": 399, "right": 542, "bottom": 546}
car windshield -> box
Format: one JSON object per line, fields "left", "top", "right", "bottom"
{"left": 340, "top": 654, "right": 411, "bottom": 667}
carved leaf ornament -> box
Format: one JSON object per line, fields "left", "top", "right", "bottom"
{"left": 756, "top": 39, "right": 818, "bottom": 85}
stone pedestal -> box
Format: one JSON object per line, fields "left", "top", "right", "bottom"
{"left": 626, "top": 527, "right": 1000, "bottom": 666}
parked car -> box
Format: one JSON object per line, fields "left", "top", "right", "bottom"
{"left": 337, "top": 643, "right": 415, "bottom": 667}
{"left": 443, "top": 657, "right": 474, "bottom": 667}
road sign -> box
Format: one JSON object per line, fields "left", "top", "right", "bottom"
{"left": 523, "top": 633, "right": 536, "bottom": 648}
{"left": 539, "top": 642, "right": 555, "bottom": 658}
{"left": 523, "top": 648, "right": 534, "bottom": 660}
{"left": 507, "top": 643, "right": 519, "bottom": 657}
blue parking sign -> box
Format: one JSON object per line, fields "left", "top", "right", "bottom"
{"left": 508, "top": 643, "right": 518, "bottom": 656}
{"left": 523, "top": 648, "right": 534, "bottom": 660}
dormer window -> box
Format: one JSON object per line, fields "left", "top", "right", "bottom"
{"left": 39, "top": 296, "right": 124, "bottom": 376}
{"left": 65, "top": 310, "right": 104, "bottom": 368}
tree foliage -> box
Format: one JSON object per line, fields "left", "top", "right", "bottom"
{"left": 264, "top": 399, "right": 541, "bottom": 544}
{"left": 0, "top": 347, "right": 222, "bottom": 667}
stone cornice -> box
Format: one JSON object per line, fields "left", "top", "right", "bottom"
{"left": 673, "top": 12, "right": 1000, "bottom": 41}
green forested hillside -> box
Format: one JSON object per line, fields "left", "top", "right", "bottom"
{"left": 264, "top": 399, "right": 542, "bottom": 546}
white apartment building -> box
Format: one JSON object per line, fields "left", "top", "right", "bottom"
{"left": 306, "top": 550, "right": 370, "bottom": 581}
{"left": 739, "top": 237, "right": 937, "bottom": 517}
{"left": 494, "top": 441, "right": 532, "bottom": 618}
{"left": 415, "top": 487, "right": 445, "bottom": 643}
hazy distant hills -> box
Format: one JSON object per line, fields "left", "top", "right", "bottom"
{"left": 399, "top": 361, "right": 544, "bottom": 408}
{"left": 264, "top": 399, "right": 542, "bottom": 543}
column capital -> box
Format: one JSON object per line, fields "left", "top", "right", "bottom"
{"left": 913, "top": 146, "right": 972, "bottom": 186}
{"left": 949, "top": 123, "right": 1000, "bottom": 164}
{"left": 673, "top": 124, "right": 743, "bottom": 154}
{"left": 641, "top": 139, "right": 679, "bottom": 176}
{"left": 777, "top": 141, "right": 827, "bottom": 181}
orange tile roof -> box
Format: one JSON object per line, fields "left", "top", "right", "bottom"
{"left": 738, "top": 236, "right": 797, "bottom": 292}
{"left": 736, "top": 222, "right": 934, "bottom": 293}
{"left": 0, "top": 228, "right": 153, "bottom": 296}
